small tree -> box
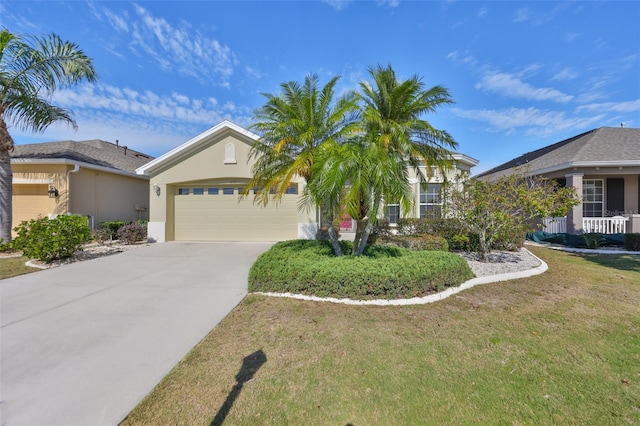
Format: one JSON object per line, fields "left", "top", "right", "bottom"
{"left": 445, "top": 173, "right": 580, "bottom": 262}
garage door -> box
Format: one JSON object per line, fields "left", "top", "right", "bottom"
{"left": 173, "top": 185, "right": 299, "bottom": 241}
{"left": 12, "top": 184, "right": 54, "bottom": 233}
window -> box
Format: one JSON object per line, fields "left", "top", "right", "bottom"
{"left": 583, "top": 179, "right": 603, "bottom": 217}
{"left": 237, "top": 187, "right": 245, "bottom": 194}
{"left": 420, "top": 183, "right": 442, "bottom": 219}
{"left": 208, "top": 188, "right": 219, "bottom": 195}
{"left": 223, "top": 187, "right": 234, "bottom": 195}
{"left": 224, "top": 143, "right": 236, "bottom": 164}
{"left": 285, "top": 185, "right": 298, "bottom": 195}
{"left": 385, "top": 204, "right": 400, "bottom": 225}
{"left": 178, "top": 188, "right": 189, "bottom": 195}
{"left": 193, "top": 188, "right": 204, "bottom": 195}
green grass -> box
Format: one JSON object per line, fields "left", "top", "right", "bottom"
{"left": 122, "top": 246, "right": 640, "bottom": 425}
{"left": 0, "top": 256, "right": 39, "bottom": 279}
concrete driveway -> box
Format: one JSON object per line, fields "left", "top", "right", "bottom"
{"left": 1, "top": 241, "right": 272, "bottom": 426}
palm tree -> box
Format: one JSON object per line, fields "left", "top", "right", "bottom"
{"left": 245, "top": 73, "right": 359, "bottom": 254}
{"left": 0, "top": 28, "right": 97, "bottom": 242}
{"left": 346, "top": 64, "right": 459, "bottom": 253}
{"left": 309, "top": 136, "right": 413, "bottom": 256}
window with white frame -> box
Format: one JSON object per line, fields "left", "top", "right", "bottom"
{"left": 420, "top": 183, "right": 442, "bottom": 219}
{"left": 583, "top": 179, "right": 603, "bottom": 217}
{"left": 385, "top": 203, "right": 400, "bottom": 225}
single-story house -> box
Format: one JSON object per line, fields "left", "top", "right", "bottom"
{"left": 10, "top": 139, "right": 153, "bottom": 235}
{"left": 476, "top": 126, "right": 640, "bottom": 234}
{"left": 136, "top": 120, "right": 479, "bottom": 243}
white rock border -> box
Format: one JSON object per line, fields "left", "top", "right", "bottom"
{"left": 253, "top": 247, "right": 549, "bottom": 306}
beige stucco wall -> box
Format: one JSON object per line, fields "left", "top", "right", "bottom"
{"left": 69, "top": 168, "right": 149, "bottom": 227}
{"left": 401, "top": 162, "right": 472, "bottom": 219}
{"left": 146, "top": 130, "right": 315, "bottom": 242}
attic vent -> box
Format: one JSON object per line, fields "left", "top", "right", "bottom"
{"left": 224, "top": 143, "right": 237, "bottom": 164}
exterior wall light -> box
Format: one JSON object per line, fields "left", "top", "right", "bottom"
{"left": 48, "top": 186, "right": 59, "bottom": 198}
{"left": 153, "top": 183, "right": 161, "bottom": 196}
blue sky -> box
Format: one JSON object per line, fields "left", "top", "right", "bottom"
{"left": 2, "top": 0, "right": 639, "bottom": 175}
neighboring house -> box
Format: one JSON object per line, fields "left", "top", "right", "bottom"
{"left": 476, "top": 126, "right": 640, "bottom": 234}
{"left": 10, "top": 139, "right": 154, "bottom": 235}
{"left": 136, "top": 120, "right": 479, "bottom": 243}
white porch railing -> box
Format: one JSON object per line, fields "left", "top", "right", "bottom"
{"left": 583, "top": 216, "right": 628, "bottom": 234}
{"left": 543, "top": 216, "right": 628, "bottom": 234}
{"left": 542, "top": 217, "right": 567, "bottom": 233}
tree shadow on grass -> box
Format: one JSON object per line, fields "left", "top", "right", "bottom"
{"left": 210, "top": 349, "right": 267, "bottom": 426}
{"left": 573, "top": 252, "right": 640, "bottom": 274}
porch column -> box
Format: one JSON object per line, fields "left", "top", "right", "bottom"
{"left": 566, "top": 173, "right": 583, "bottom": 234}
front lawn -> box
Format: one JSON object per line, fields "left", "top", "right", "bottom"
{"left": 122, "top": 246, "right": 640, "bottom": 425}
{"left": 0, "top": 256, "right": 39, "bottom": 279}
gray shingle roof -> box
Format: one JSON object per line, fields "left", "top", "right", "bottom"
{"left": 476, "top": 126, "right": 640, "bottom": 178}
{"left": 11, "top": 139, "right": 154, "bottom": 173}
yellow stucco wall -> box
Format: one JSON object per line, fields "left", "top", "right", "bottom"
{"left": 11, "top": 164, "right": 69, "bottom": 235}
{"left": 11, "top": 163, "right": 149, "bottom": 235}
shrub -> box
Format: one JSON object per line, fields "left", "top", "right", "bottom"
{"left": 116, "top": 222, "right": 147, "bottom": 244}
{"left": 624, "top": 233, "right": 640, "bottom": 251}
{"left": 451, "top": 234, "right": 470, "bottom": 251}
{"left": 395, "top": 218, "right": 482, "bottom": 252}
{"left": 583, "top": 233, "right": 605, "bottom": 250}
{"left": 368, "top": 219, "right": 392, "bottom": 244}
{"left": 93, "top": 228, "right": 112, "bottom": 245}
{"left": 0, "top": 238, "right": 15, "bottom": 253}
{"left": 385, "top": 234, "right": 449, "bottom": 252}
{"left": 492, "top": 224, "right": 527, "bottom": 251}
{"left": 12, "top": 215, "right": 92, "bottom": 262}
{"left": 98, "top": 221, "right": 132, "bottom": 240}
{"left": 248, "top": 240, "right": 474, "bottom": 300}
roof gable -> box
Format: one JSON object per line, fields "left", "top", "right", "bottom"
{"left": 136, "top": 120, "right": 259, "bottom": 176}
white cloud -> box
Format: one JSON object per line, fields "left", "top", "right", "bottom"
{"left": 566, "top": 32, "right": 580, "bottom": 42}
{"left": 95, "top": 3, "right": 236, "bottom": 87}
{"left": 322, "top": 0, "right": 352, "bottom": 11}
{"left": 551, "top": 67, "right": 577, "bottom": 81}
{"left": 576, "top": 99, "right": 640, "bottom": 114}
{"left": 451, "top": 107, "right": 605, "bottom": 136}
{"left": 478, "top": 7, "right": 488, "bottom": 18}
{"left": 514, "top": 8, "right": 530, "bottom": 23}
{"left": 378, "top": 0, "right": 400, "bottom": 8}
{"left": 12, "top": 83, "right": 255, "bottom": 156}
{"left": 475, "top": 71, "right": 574, "bottom": 103}
{"left": 446, "top": 50, "right": 478, "bottom": 67}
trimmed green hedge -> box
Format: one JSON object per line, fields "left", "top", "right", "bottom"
{"left": 625, "top": 233, "right": 640, "bottom": 251}
{"left": 249, "top": 240, "right": 474, "bottom": 300}
{"left": 384, "top": 234, "right": 449, "bottom": 252}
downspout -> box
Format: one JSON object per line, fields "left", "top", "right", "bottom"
{"left": 67, "top": 163, "right": 80, "bottom": 220}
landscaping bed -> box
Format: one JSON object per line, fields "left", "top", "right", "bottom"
{"left": 248, "top": 239, "right": 474, "bottom": 300}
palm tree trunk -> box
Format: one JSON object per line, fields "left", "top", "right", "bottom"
{"left": 326, "top": 226, "right": 343, "bottom": 256}
{"left": 0, "top": 116, "right": 14, "bottom": 242}
{"left": 354, "top": 220, "right": 374, "bottom": 256}
{"left": 320, "top": 201, "right": 343, "bottom": 256}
